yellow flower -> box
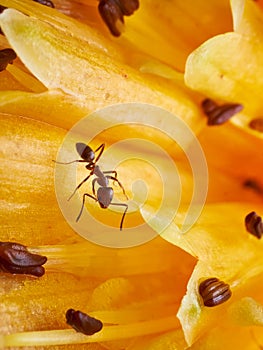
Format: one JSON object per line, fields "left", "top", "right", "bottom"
{"left": 0, "top": 0, "right": 263, "bottom": 349}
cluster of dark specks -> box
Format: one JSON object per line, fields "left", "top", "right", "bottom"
{"left": 66, "top": 309, "right": 103, "bottom": 336}
{"left": 199, "top": 277, "right": 232, "bottom": 307}
{"left": 0, "top": 241, "right": 47, "bottom": 277}
{"left": 33, "top": 0, "right": 55, "bottom": 8}
{"left": 98, "top": 0, "right": 139, "bottom": 36}
{"left": 201, "top": 98, "right": 243, "bottom": 126}
{"left": 245, "top": 211, "right": 263, "bottom": 239}
{"left": 0, "top": 48, "right": 17, "bottom": 72}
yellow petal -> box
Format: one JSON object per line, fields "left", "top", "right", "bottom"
{"left": 122, "top": 0, "right": 233, "bottom": 72}
{"left": 189, "top": 325, "right": 263, "bottom": 350}
{"left": 231, "top": 0, "right": 263, "bottom": 39}
{"left": 1, "top": 0, "right": 263, "bottom": 347}
{"left": 1, "top": 114, "right": 197, "bottom": 346}
{"left": 142, "top": 201, "right": 263, "bottom": 344}
{"left": 230, "top": 0, "right": 245, "bottom": 32}
{"left": 0, "top": 6, "right": 204, "bottom": 132}
{"left": 185, "top": 32, "right": 263, "bottom": 116}
{"left": 185, "top": 0, "right": 263, "bottom": 138}
{"left": 0, "top": 0, "right": 118, "bottom": 56}
{"left": 0, "top": 90, "right": 91, "bottom": 129}
{"left": 127, "top": 329, "right": 187, "bottom": 350}
{"left": 198, "top": 123, "right": 263, "bottom": 205}
{"left": 228, "top": 297, "right": 263, "bottom": 326}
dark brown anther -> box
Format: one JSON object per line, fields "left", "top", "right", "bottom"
{"left": 98, "top": 0, "right": 139, "bottom": 37}
{"left": 245, "top": 211, "right": 263, "bottom": 239}
{"left": 0, "top": 261, "right": 45, "bottom": 277}
{"left": 201, "top": 98, "right": 243, "bottom": 126}
{"left": 98, "top": 0, "right": 124, "bottom": 37}
{"left": 117, "top": 0, "right": 139, "bottom": 16}
{"left": 249, "top": 118, "right": 263, "bottom": 133}
{"left": 33, "top": 0, "right": 55, "bottom": 8}
{"left": 0, "top": 5, "right": 7, "bottom": 13}
{"left": 199, "top": 277, "right": 232, "bottom": 307}
{"left": 66, "top": 309, "right": 103, "bottom": 336}
{"left": 0, "top": 241, "right": 47, "bottom": 277}
{"left": 201, "top": 98, "right": 217, "bottom": 114}
{"left": 0, "top": 48, "right": 17, "bottom": 72}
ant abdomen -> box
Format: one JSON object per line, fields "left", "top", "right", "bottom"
{"left": 97, "top": 187, "right": 114, "bottom": 208}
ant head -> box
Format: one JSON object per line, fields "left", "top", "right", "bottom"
{"left": 76, "top": 143, "right": 95, "bottom": 162}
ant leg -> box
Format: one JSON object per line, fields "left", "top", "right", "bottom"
{"left": 94, "top": 144, "right": 105, "bottom": 163}
{"left": 103, "top": 170, "right": 118, "bottom": 178}
{"left": 76, "top": 193, "right": 97, "bottom": 222}
{"left": 91, "top": 178, "right": 99, "bottom": 196}
{"left": 110, "top": 203, "right": 128, "bottom": 231}
{"left": 52, "top": 159, "right": 87, "bottom": 165}
{"left": 103, "top": 171, "right": 118, "bottom": 185}
{"left": 68, "top": 173, "right": 93, "bottom": 201}
{"left": 107, "top": 176, "right": 128, "bottom": 200}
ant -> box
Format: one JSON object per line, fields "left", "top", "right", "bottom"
{"left": 54, "top": 143, "right": 128, "bottom": 230}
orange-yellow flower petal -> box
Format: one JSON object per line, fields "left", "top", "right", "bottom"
{"left": 0, "top": 4, "right": 204, "bottom": 132}
{"left": 185, "top": 0, "right": 263, "bottom": 138}
{"left": 141, "top": 200, "right": 263, "bottom": 344}
{"left": 1, "top": 0, "right": 263, "bottom": 348}
{"left": 0, "top": 114, "right": 196, "bottom": 347}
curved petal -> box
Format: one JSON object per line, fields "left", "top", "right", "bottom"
{"left": 142, "top": 201, "right": 263, "bottom": 344}
{"left": 0, "top": 7, "right": 204, "bottom": 132}
{"left": 185, "top": 0, "right": 263, "bottom": 138}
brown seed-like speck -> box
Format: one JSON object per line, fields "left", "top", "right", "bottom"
{"left": 249, "top": 118, "right": 263, "bottom": 133}
{"left": 117, "top": 0, "right": 139, "bottom": 15}
{"left": 0, "top": 241, "right": 47, "bottom": 277}
{"left": 245, "top": 211, "right": 263, "bottom": 239}
{"left": 0, "top": 5, "right": 6, "bottom": 13}
{"left": 201, "top": 98, "right": 243, "bottom": 126}
{"left": 98, "top": 0, "right": 139, "bottom": 37}
{"left": 201, "top": 98, "right": 217, "bottom": 114}
{"left": 199, "top": 277, "right": 232, "bottom": 307}
{"left": 66, "top": 309, "right": 103, "bottom": 336}
{"left": 0, "top": 48, "right": 17, "bottom": 72}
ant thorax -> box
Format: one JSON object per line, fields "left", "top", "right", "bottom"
{"left": 93, "top": 166, "right": 109, "bottom": 187}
